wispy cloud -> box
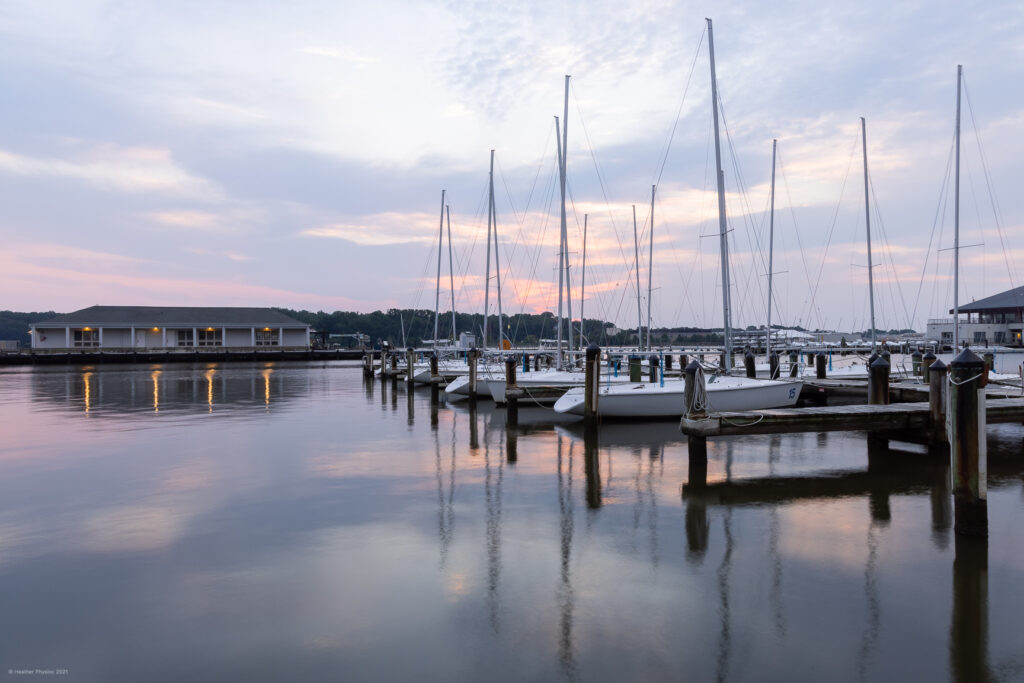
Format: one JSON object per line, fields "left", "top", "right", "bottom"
{"left": 299, "top": 46, "right": 377, "bottom": 65}
{"left": 0, "top": 145, "right": 220, "bottom": 199}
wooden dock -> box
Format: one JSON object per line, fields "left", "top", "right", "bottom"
{"left": 680, "top": 398, "right": 1024, "bottom": 438}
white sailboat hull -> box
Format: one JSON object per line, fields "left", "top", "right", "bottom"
{"left": 444, "top": 372, "right": 499, "bottom": 399}
{"left": 488, "top": 369, "right": 637, "bottom": 403}
{"left": 552, "top": 376, "right": 802, "bottom": 418}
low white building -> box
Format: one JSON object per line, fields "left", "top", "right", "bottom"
{"left": 926, "top": 285, "right": 1024, "bottom": 347}
{"left": 30, "top": 306, "right": 311, "bottom": 350}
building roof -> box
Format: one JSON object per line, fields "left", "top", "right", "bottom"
{"left": 951, "top": 285, "right": 1024, "bottom": 314}
{"left": 35, "top": 306, "right": 309, "bottom": 327}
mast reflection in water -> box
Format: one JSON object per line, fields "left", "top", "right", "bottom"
{"left": 0, "top": 362, "right": 1022, "bottom": 682}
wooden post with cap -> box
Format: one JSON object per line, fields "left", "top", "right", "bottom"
{"left": 684, "top": 360, "right": 707, "bottom": 461}
{"left": 505, "top": 355, "right": 518, "bottom": 426}
{"left": 949, "top": 349, "right": 987, "bottom": 537}
{"left": 584, "top": 343, "right": 601, "bottom": 428}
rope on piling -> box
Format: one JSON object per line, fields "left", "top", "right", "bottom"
{"left": 948, "top": 372, "right": 985, "bottom": 386}
{"left": 720, "top": 414, "right": 766, "bottom": 428}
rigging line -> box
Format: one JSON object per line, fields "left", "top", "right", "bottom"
{"left": 867, "top": 176, "right": 912, "bottom": 329}
{"left": 933, "top": 156, "right": 954, "bottom": 323}
{"left": 718, "top": 95, "right": 770, "bottom": 320}
{"left": 566, "top": 181, "right": 616, "bottom": 328}
{"left": 571, "top": 80, "right": 635, "bottom": 299}
{"left": 453, "top": 180, "right": 492, "bottom": 316}
{"left": 502, "top": 129, "right": 559, "bottom": 340}
{"left": 494, "top": 156, "right": 529, "bottom": 272}
{"left": 516, "top": 152, "right": 560, "bottom": 324}
{"left": 718, "top": 96, "right": 769, "bottom": 326}
{"left": 910, "top": 134, "right": 955, "bottom": 327}
{"left": 493, "top": 154, "right": 543, "bottom": 317}
{"left": 652, "top": 27, "right": 707, "bottom": 188}
{"left": 962, "top": 150, "right": 988, "bottom": 297}
{"left": 807, "top": 129, "right": 860, "bottom": 330}
{"left": 776, "top": 150, "right": 820, "bottom": 329}
{"left": 963, "top": 76, "right": 1016, "bottom": 287}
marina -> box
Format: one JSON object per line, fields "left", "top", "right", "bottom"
{"left": 3, "top": 3, "right": 1024, "bottom": 681}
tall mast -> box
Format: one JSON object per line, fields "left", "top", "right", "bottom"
{"left": 580, "top": 213, "right": 587, "bottom": 346}
{"left": 954, "top": 64, "right": 962, "bottom": 350}
{"left": 555, "top": 116, "right": 565, "bottom": 367}
{"left": 861, "top": 117, "right": 877, "bottom": 353}
{"left": 433, "top": 189, "right": 445, "bottom": 344}
{"left": 633, "top": 204, "right": 642, "bottom": 348}
{"left": 707, "top": 17, "right": 732, "bottom": 369}
{"left": 647, "top": 184, "right": 655, "bottom": 351}
{"left": 767, "top": 140, "right": 776, "bottom": 359}
{"left": 483, "top": 149, "right": 494, "bottom": 350}
{"left": 560, "top": 75, "right": 574, "bottom": 358}
{"left": 447, "top": 205, "right": 456, "bottom": 342}
{"left": 492, "top": 153, "right": 505, "bottom": 349}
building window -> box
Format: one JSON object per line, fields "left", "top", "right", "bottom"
{"left": 256, "top": 329, "right": 279, "bottom": 346}
{"left": 941, "top": 332, "right": 952, "bottom": 343}
{"left": 973, "top": 331, "right": 986, "bottom": 344}
{"left": 177, "top": 330, "right": 194, "bottom": 347}
{"left": 74, "top": 329, "right": 99, "bottom": 348}
{"left": 198, "top": 329, "right": 223, "bottom": 347}
{"left": 994, "top": 331, "right": 1006, "bottom": 344}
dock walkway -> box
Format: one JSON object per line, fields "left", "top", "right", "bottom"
{"left": 680, "top": 398, "right": 1024, "bottom": 438}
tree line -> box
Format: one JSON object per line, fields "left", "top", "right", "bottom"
{"left": 275, "top": 308, "right": 726, "bottom": 348}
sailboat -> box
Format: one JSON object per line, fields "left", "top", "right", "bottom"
{"left": 445, "top": 149, "right": 507, "bottom": 399}
{"left": 554, "top": 18, "right": 801, "bottom": 418}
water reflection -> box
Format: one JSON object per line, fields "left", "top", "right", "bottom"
{"left": 29, "top": 363, "right": 305, "bottom": 419}
{"left": 951, "top": 535, "right": 990, "bottom": 682}
{"left": 2, "top": 363, "right": 1023, "bottom": 682}
{"left": 556, "top": 433, "right": 578, "bottom": 681}
{"left": 484, "top": 427, "right": 503, "bottom": 632}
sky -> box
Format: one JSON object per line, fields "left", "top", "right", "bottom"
{"left": 1, "top": 0, "right": 1022, "bottom": 332}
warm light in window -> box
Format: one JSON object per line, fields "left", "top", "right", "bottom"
{"left": 83, "top": 327, "right": 91, "bottom": 331}
{"left": 207, "top": 327, "right": 214, "bottom": 331}
{"left": 264, "top": 327, "right": 271, "bottom": 331}
{"left": 152, "top": 327, "right": 160, "bottom": 332}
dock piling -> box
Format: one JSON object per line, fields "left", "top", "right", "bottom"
{"left": 912, "top": 349, "right": 923, "bottom": 376}
{"left": 406, "top": 348, "right": 416, "bottom": 385}
{"left": 584, "top": 343, "right": 601, "bottom": 429}
{"left": 649, "top": 354, "right": 660, "bottom": 383}
{"left": 684, "top": 360, "right": 707, "bottom": 461}
{"left": 922, "top": 351, "right": 936, "bottom": 383}
{"left": 429, "top": 352, "right": 440, "bottom": 403}
{"left": 929, "top": 359, "right": 948, "bottom": 451}
{"left": 789, "top": 350, "right": 799, "bottom": 378}
{"left": 468, "top": 348, "right": 479, "bottom": 400}
{"left": 769, "top": 351, "right": 780, "bottom": 380}
{"left": 628, "top": 355, "right": 642, "bottom": 382}
{"left": 949, "top": 349, "right": 988, "bottom": 537}
{"left": 869, "top": 355, "right": 890, "bottom": 405}
{"left": 815, "top": 352, "right": 827, "bottom": 379}
{"left": 505, "top": 355, "right": 518, "bottom": 426}
{"left": 743, "top": 350, "right": 756, "bottom": 378}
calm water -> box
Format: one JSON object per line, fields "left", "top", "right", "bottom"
{"left": 1, "top": 362, "right": 1022, "bottom": 682}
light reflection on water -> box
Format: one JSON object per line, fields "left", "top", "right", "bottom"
{"left": 0, "top": 362, "right": 1022, "bottom": 682}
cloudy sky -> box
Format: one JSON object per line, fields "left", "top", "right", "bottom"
{"left": 2, "top": 0, "right": 1021, "bottom": 332}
